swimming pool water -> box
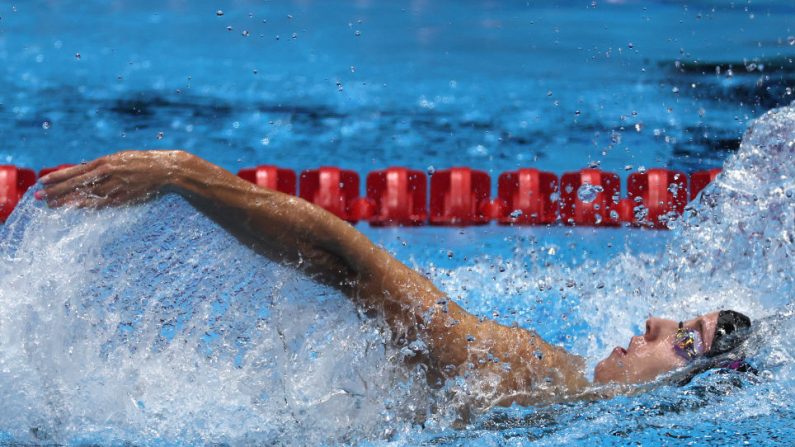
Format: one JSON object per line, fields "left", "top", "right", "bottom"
{"left": 1, "top": 1, "right": 795, "bottom": 446}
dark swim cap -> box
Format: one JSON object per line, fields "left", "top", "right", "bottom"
{"left": 707, "top": 310, "right": 752, "bottom": 357}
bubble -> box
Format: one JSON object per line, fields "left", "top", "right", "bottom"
{"left": 788, "top": 36, "right": 795, "bottom": 46}
{"left": 74, "top": 52, "right": 81, "bottom": 60}
{"left": 577, "top": 183, "right": 604, "bottom": 203}
{"left": 41, "top": 121, "right": 51, "bottom": 130}
{"left": 594, "top": 213, "right": 603, "bottom": 225}
{"left": 633, "top": 204, "right": 648, "bottom": 221}
{"left": 426, "top": 166, "right": 435, "bottom": 176}
{"left": 156, "top": 131, "right": 164, "bottom": 140}
{"left": 216, "top": 10, "right": 224, "bottom": 16}
{"left": 509, "top": 209, "right": 523, "bottom": 219}
{"left": 241, "top": 30, "right": 250, "bottom": 37}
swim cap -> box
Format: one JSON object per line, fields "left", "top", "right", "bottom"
{"left": 707, "top": 310, "right": 752, "bottom": 357}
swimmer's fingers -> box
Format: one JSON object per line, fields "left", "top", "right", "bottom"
{"left": 40, "top": 170, "right": 111, "bottom": 205}
{"left": 48, "top": 179, "right": 151, "bottom": 209}
{"left": 39, "top": 159, "right": 103, "bottom": 186}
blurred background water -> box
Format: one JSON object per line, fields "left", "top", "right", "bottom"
{"left": 1, "top": 1, "right": 795, "bottom": 446}
{"left": 2, "top": 0, "right": 794, "bottom": 178}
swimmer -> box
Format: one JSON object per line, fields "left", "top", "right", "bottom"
{"left": 36, "top": 150, "right": 753, "bottom": 407}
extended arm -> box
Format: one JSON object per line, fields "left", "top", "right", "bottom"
{"left": 39, "top": 150, "right": 588, "bottom": 402}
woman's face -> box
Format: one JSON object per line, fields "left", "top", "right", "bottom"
{"left": 593, "top": 311, "right": 720, "bottom": 384}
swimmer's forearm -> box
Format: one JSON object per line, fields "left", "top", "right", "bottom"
{"left": 164, "top": 152, "right": 374, "bottom": 272}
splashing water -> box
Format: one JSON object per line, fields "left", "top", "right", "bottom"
{"left": 0, "top": 196, "right": 438, "bottom": 445}
{"left": 1, "top": 105, "right": 795, "bottom": 445}
{"left": 576, "top": 183, "right": 603, "bottom": 204}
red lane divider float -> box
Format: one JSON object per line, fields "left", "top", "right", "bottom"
{"left": 626, "top": 168, "right": 688, "bottom": 228}
{"left": 237, "top": 165, "right": 297, "bottom": 195}
{"left": 0, "top": 166, "right": 36, "bottom": 222}
{"left": 0, "top": 163, "right": 725, "bottom": 228}
{"left": 496, "top": 168, "right": 558, "bottom": 225}
{"left": 366, "top": 167, "right": 427, "bottom": 226}
{"left": 690, "top": 168, "right": 722, "bottom": 201}
{"left": 299, "top": 167, "right": 368, "bottom": 223}
{"left": 429, "top": 167, "right": 491, "bottom": 225}
{"left": 560, "top": 169, "right": 621, "bottom": 226}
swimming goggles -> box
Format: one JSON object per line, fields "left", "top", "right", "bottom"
{"left": 673, "top": 321, "right": 705, "bottom": 362}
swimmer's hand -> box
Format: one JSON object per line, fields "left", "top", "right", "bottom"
{"left": 37, "top": 150, "right": 189, "bottom": 208}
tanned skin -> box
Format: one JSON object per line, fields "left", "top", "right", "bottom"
{"left": 38, "top": 150, "right": 590, "bottom": 408}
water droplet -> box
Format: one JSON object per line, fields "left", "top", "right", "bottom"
{"left": 216, "top": 10, "right": 224, "bottom": 16}
{"left": 291, "top": 32, "right": 297, "bottom": 39}
{"left": 241, "top": 30, "right": 250, "bottom": 37}
{"left": 577, "top": 183, "right": 603, "bottom": 203}
{"left": 226, "top": 25, "right": 233, "bottom": 31}
{"left": 354, "top": 30, "right": 361, "bottom": 37}
{"left": 638, "top": 166, "right": 647, "bottom": 174}
{"left": 789, "top": 36, "right": 795, "bottom": 46}
{"left": 260, "top": 137, "right": 270, "bottom": 145}
{"left": 634, "top": 123, "right": 643, "bottom": 132}
{"left": 564, "top": 184, "right": 574, "bottom": 194}
{"left": 426, "top": 166, "right": 435, "bottom": 176}
{"left": 609, "top": 210, "right": 619, "bottom": 220}
{"left": 156, "top": 131, "right": 164, "bottom": 140}
{"left": 74, "top": 52, "right": 81, "bottom": 60}
{"left": 41, "top": 121, "right": 50, "bottom": 130}
{"left": 594, "top": 213, "right": 603, "bottom": 224}
{"left": 232, "top": 121, "right": 240, "bottom": 129}
{"left": 672, "top": 86, "right": 680, "bottom": 93}
{"left": 668, "top": 182, "right": 680, "bottom": 194}
{"left": 627, "top": 42, "right": 634, "bottom": 49}
{"left": 633, "top": 204, "right": 648, "bottom": 221}
{"left": 447, "top": 251, "right": 454, "bottom": 259}
{"left": 509, "top": 209, "right": 523, "bottom": 219}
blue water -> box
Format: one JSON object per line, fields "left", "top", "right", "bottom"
{"left": 1, "top": 1, "right": 795, "bottom": 446}
{"left": 3, "top": 1, "right": 794, "bottom": 177}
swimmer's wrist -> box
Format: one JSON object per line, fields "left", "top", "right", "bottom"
{"left": 158, "top": 150, "right": 198, "bottom": 193}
